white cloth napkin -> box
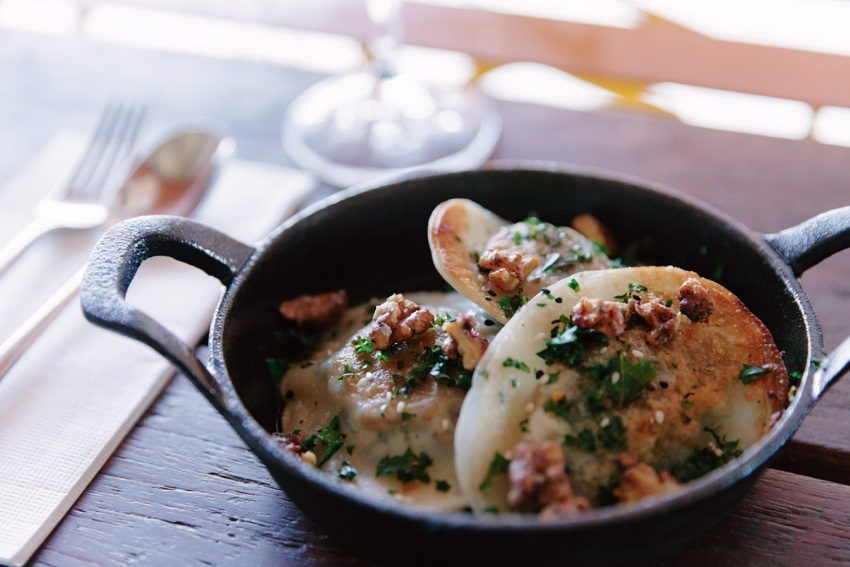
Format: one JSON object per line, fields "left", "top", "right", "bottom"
{"left": 0, "top": 133, "right": 314, "bottom": 566}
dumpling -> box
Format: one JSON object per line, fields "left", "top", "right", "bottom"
{"left": 454, "top": 267, "right": 789, "bottom": 515}
{"left": 428, "top": 199, "right": 610, "bottom": 324}
{"left": 278, "top": 291, "right": 498, "bottom": 511}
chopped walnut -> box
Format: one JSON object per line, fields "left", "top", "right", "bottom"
{"left": 442, "top": 314, "right": 489, "bottom": 370}
{"left": 571, "top": 213, "right": 618, "bottom": 257}
{"left": 279, "top": 290, "right": 348, "bottom": 327}
{"left": 479, "top": 249, "right": 540, "bottom": 292}
{"left": 631, "top": 298, "right": 678, "bottom": 346}
{"left": 571, "top": 297, "right": 627, "bottom": 337}
{"left": 274, "top": 432, "right": 303, "bottom": 455}
{"left": 368, "top": 293, "right": 435, "bottom": 350}
{"left": 508, "top": 441, "right": 590, "bottom": 516}
{"left": 613, "top": 454, "right": 679, "bottom": 503}
{"left": 678, "top": 278, "right": 714, "bottom": 323}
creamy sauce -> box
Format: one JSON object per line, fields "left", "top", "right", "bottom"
{"left": 281, "top": 292, "right": 496, "bottom": 510}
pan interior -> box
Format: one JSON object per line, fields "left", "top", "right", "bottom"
{"left": 219, "top": 169, "right": 808, "bottom": 436}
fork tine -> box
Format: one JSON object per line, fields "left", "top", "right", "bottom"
{"left": 70, "top": 100, "right": 146, "bottom": 202}
{"left": 95, "top": 102, "right": 147, "bottom": 203}
{"left": 65, "top": 101, "right": 122, "bottom": 200}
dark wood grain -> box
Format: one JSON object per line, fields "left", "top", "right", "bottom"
{"left": 0, "top": 26, "right": 846, "bottom": 566}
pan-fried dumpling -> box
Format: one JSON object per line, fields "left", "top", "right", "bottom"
{"left": 279, "top": 291, "right": 498, "bottom": 511}
{"left": 428, "top": 199, "right": 611, "bottom": 325}
{"left": 454, "top": 267, "right": 788, "bottom": 515}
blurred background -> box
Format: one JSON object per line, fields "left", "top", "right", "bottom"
{"left": 3, "top": 0, "right": 850, "bottom": 182}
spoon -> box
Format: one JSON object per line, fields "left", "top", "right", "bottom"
{"left": 0, "top": 130, "right": 234, "bottom": 379}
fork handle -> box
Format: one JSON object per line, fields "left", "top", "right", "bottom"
{"left": 0, "top": 218, "right": 58, "bottom": 278}
{"left": 0, "top": 267, "right": 83, "bottom": 379}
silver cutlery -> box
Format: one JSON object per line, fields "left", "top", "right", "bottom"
{"left": 0, "top": 129, "right": 234, "bottom": 380}
{"left": 0, "top": 100, "right": 146, "bottom": 278}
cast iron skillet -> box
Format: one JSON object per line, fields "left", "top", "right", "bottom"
{"left": 80, "top": 165, "right": 850, "bottom": 565}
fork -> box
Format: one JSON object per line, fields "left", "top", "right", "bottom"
{"left": 0, "top": 100, "right": 146, "bottom": 278}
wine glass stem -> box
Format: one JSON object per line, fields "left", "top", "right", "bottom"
{"left": 367, "top": 0, "right": 403, "bottom": 78}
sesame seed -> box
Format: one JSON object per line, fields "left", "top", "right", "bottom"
{"left": 441, "top": 418, "right": 450, "bottom": 431}
{"left": 659, "top": 381, "right": 669, "bottom": 389}
{"left": 655, "top": 410, "right": 665, "bottom": 424}
{"left": 600, "top": 417, "right": 611, "bottom": 427}
{"left": 301, "top": 451, "right": 317, "bottom": 466}
{"left": 555, "top": 297, "right": 563, "bottom": 304}
{"left": 396, "top": 401, "right": 406, "bottom": 413}
{"left": 525, "top": 402, "right": 535, "bottom": 413}
{"left": 484, "top": 319, "right": 495, "bottom": 326}
{"left": 611, "top": 371, "right": 620, "bottom": 385}
{"left": 633, "top": 349, "right": 644, "bottom": 358}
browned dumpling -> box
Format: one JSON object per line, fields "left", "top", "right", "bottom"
{"left": 455, "top": 267, "right": 789, "bottom": 515}
{"left": 428, "top": 199, "right": 610, "bottom": 324}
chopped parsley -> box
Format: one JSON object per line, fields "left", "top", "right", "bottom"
{"left": 511, "top": 379, "right": 518, "bottom": 388}
{"left": 401, "top": 411, "right": 416, "bottom": 424}
{"left": 544, "top": 396, "right": 571, "bottom": 420}
{"left": 336, "top": 363, "right": 355, "bottom": 381}
{"left": 670, "top": 427, "right": 742, "bottom": 482}
{"left": 502, "top": 358, "right": 531, "bottom": 372}
{"left": 789, "top": 370, "right": 802, "bottom": 386}
{"left": 434, "top": 313, "right": 456, "bottom": 327}
{"left": 376, "top": 448, "right": 433, "bottom": 483}
{"left": 376, "top": 351, "right": 391, "bottom": 363}
{"left": 301, "top": 415, "right": 346, "bottom": 468}
{"left": 409, "top": 346, "right": 472, "bottom": 390}
{"left": 479, "top": 452, "right": 510, "bottom": 493}
{"left": 265, "top": 358, "right": 291, "bottom": 388}
{"left": 519, "top": 419, "right": 529, "bottom": 433}
{"left": 598, "top": 416, "right": 627, "bottom": 451}
{"left": 338, "top": 461, "right": 357, "bottom": 481}
{"left": 346, "top": 444, "right": 355, "bottom": 455}
{"left": 537, "top": 324, "right": 607, "bottom": 368}
{"left": 614, "top": 283, "right": 648, "bottom": 302}
{"left": 563, "top": 428, "right": 596, "bottom": 452}
{"left": 587, "top": 351, "right": 657, "bottom": 408}
{"left": 273, "top": 327, "right": 319, "bottom": 352}
{"left": 568, "top": 278, "right": 580, "bottom": 292}
{"left": 435, "top": 480, "right": 451, "bottom": 492}
{"left": 546, "top": 371, "right": 560, "bottom": 384}
{"left": 351, "top": 336, "right": 375, "bottom": 354}
{"left": 739, "top": 364, "right": 772, "bottom": 384}
{"left": 497, "top": 295, "right": 528, "bottom": 318}
{"left": 483, "top": 506, "right": 499, "bottom": 514}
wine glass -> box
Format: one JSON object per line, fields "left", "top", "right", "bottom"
{"left": 282, "top": 0, "right": 501, "bottom": 188}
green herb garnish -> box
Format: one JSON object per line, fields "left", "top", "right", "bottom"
{"left": 614, "top": 283, "right": 647, "bottom": 302}
{"left": 568, "top": 278, "right": 580, "bottom": 292}
{"left": 544, "top": 397, "right": 571, "bottom": 420}
{"left": 352, "top": 336, "right": 375, "bottom": 354}
{"left": 336, "top": 363, "right": 355, "bottom": 381}
{"left": 564, "top": 428, "right": 596, "bottom": 452}
{"left": 376, "top": 448, "right": 433, "bottom": 483}
{"left": 498, "top": 295, "right": 528, "bottom": 318}
{"left": 479, "top": 452, "right": 510, "bottom": 493}
{"left": 739, "top": 364, "right": 772, "bottom": 385}
{"left": 435, "top": 480, "right": 451, "bottom": 492}
{"left": 537, "top": 325, "right": 607, "bottom": 368}
{"left": 670, "top": 427, "right": 742, "bottom": 482}
{"left": 598, "top": 416, "right": 627, "bottom": 451}
{"left": 587, "top": 352, "right": 657, "bottom": 408}
{"left": 503, "top": 358, "right": 531, "bottom": 372}
{"left": 301, "top": 415, "right": 346, "bottom": 468}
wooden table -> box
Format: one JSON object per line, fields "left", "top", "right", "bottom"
{"left": 3, "top": 29, "right": 848, "bottom": 566}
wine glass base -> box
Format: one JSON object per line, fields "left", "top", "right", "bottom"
{"left": 282, "top": 72, "right": 501, "bottom": 188}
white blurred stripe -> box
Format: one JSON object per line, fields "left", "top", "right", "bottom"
{"left": 642, "top": 83, "right": 813, "bottom": 139}
{"left": 480, "top": 63, "right": 616, "bottom": 111}
{"left": 83, "top": 4, "right": 364, "bottom": 74}
{"left": 813, "top": 106, "right": 850, "bottom": 147}
{"left": 0, "top": 0, "right": 79, "bottom": 35}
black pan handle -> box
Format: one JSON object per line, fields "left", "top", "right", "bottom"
{"left": 81, "top": 215, "right": 254, "bottom": 413}
{"left": 764, "top": 205, "right": 850, "bottom": 276}
{"left": 764, "top": 205, "right": 850, "bottom": 398}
